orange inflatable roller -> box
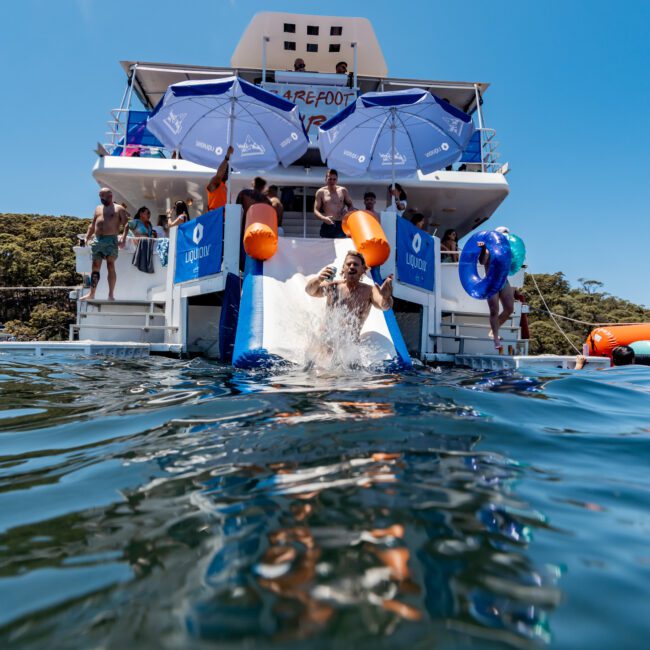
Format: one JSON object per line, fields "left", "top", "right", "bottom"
{"left": 343, "top": 210, "right": 390, "bottom": 267}
{"left": 243, "top": 203, "right": 278, "bottom": 261}
{"left": 587, "top": 323, "right": 650, "bottom": 357}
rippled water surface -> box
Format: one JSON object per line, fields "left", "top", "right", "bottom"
{"left": 1, "top": 354, "right": 650, "bottom": 649}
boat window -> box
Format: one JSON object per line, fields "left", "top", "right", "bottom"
{"left": 306, "top": 43, "right": 318, "bottom": 53}
{"left": 307, "top": 25, "right": 319, "bottom": 36}
{"left": 284, "top": 41, "right": 296, "bottom": 51}
{"left": 330, "top": 26, "right": 343, "bottom": 36}
{"left": 283, "top": 23, "right": 295, "bottom": 33}
{"left": 329, "top": 44, "right": 341, "bottom": 53}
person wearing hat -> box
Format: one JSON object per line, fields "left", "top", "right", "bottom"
{"left": 479, "top": 226, "right": 515, "bottom": 350}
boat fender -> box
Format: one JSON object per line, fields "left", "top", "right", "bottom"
{"left": 587, "top": 325, "right": 650, "bottom": 357}
{"left": 505, "top": 233, "right": 526, "bottom": 275}
{"left": 342, "top": 210, "right": 390, "bottom": 267}
{"left": 243, "top": 203, "right": 278, "bottom": 261}
{"left": 458, "top": 230, "right": 512, "bottom": 299}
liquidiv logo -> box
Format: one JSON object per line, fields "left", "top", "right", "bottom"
{"left": 412, "top": 232, "right": 422, "bottom": 254}
{"left": 185, "top": 222, "right": 211, "bottom": 264}
{"left": 396, "top": 218, "right": 434, "bottom": 291}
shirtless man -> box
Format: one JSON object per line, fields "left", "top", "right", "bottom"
{"left": 314, "top": 169, "right": 354, "bottom": 239}
{"left": 81, "top": 188, "right": 130, "bottom": 301}
{"left": 363, "top": 191, "right": 379, "bottom": 218}
{"left": 236, "top": 176, "right": 271, "bottom": 217}
{"left": 305, "top": 250, "right": 393, "bottom": 340}
{"left": 266, "top": 185, "right": 284, "bottom": 235}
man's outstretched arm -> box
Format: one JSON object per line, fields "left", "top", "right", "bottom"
{"left": 207, "top": 145, "right": 234, "bottom": 191}
{"left": 371, "top": 274, "right": 394, "bottom": 311}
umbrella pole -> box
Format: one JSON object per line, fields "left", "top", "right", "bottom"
{"left": 391, "top": 109, "right": 396, "bottom": 212}
{"left": 227, "top": 96, "right": 235, "bottom": 205}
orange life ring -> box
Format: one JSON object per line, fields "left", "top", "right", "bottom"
{"left": 343, "top": 210, "right": 390, "bottom": 267}
{"left": 243, "top": 203, "right": 278, "bottom": 261}
{"left": 587, "top": 324, "right": 650, "bottom": 357}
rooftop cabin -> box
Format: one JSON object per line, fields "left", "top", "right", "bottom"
{"left": 95, "top": 12, "right": 509, "bottom": 241}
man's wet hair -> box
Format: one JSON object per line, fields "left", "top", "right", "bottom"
{"left": 364, "top": 191, "right": 376, "bottom": 200}
{"left": 327, "top": 168, "right": 338, "bottom": 178}
{"left": 612, "top": 345, "right": 635, "bottom": 366}
{"left": 345, "top": 249, "right": 366, "bottom": 267}
{"left": 254, "top": 176, "right": 266, "bottom": 191}
{"left": 268, "top": 184, "right": 278, "bottom": 192}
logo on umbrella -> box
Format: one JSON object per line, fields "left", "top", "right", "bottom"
{"left": 238, "top": 135, "right": 266, "bottom": 156}
{"left": 424, "top": 142, "right": 449, "bottom": 158}
{"left": 412, "top": 232, "right": 422, "bottom": 254}
{"left": 279, "top": 132, "right": 299, "bottom": 148}
{"left": 442, "top": 117, "right": 463, "bottom": 135}
{"left": 379, "top": 149, "right": 407, "bottom": 166}
{"left": 163, "top": 110, "right": 187, "bottom": 136}
{"left": 192, "top": 223, "right": 204, "bottom": 245}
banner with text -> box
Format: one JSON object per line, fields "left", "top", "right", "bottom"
{"left": 262, "top": 83, "right": 357, "bottom": 143}
{"left": 174, "top": 208, "right": 223, "bottom": 283}
{"left": 396, "top": 218, "right": 435, "bottom": 292}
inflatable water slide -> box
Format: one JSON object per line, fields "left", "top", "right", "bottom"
{"left": 231, "top": 206, "right": 411, "bottom": 369}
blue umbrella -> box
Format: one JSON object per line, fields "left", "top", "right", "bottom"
{"left": 147, "top": 76, "right": 309, "bottom": 171}
{"left": 318, "top": 89, "right": 475, "bottom": 183}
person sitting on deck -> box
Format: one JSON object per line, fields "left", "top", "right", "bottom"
{"left": 314, "top": 169, "right": 355, "bottom": 239}
{"left": 206, "top": 145, "right": 233, "bottom": 212}
{"left": 167, "top": 200, "right": 190, "bottom": 228}
{"left": 440, "top": 229, "right": 459, "bottom": 262}
{"left": 127, "top": 206, "right": 155, "bottom": 238}
{"left": 305, "top": 250, "right": 393, "bottom": 340}
{"left": 81, "top": 188, "right": 130, "bottom": 302}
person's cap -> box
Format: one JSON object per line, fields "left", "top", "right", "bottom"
{"left": 495, "top": 226, "right": 510, "bottom": 234}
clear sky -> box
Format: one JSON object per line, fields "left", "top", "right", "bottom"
{"left": 1, "top": 0, "right": 649, "bottom": 305}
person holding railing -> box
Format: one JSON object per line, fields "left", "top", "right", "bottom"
{"left": 440, "top": 229, "right": 459, "bottom": 262}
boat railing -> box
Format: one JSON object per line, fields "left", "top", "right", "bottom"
{"left": 103, "top": 108, "right": 167, "bottom": 158}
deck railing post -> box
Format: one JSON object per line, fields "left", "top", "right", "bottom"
{"left": 261, "top": 36, "right": 269, "bottom": 83}
{"left": 474, "top": 83, "right": 486, "bottom": 173}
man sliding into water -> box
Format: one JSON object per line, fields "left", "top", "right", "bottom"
{"left": 304, "top": 250, "right": 393, "bottom": 366}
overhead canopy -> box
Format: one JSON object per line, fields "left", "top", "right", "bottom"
{"left": 231, "top": 12, "right": 387, "bottom": 76}
{"left": 121, "top": 60, "right": 489, "bottom": 117}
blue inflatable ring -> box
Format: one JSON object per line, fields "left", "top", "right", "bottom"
{"left": 458, "top": 230, "right": 512, "bottom": 299}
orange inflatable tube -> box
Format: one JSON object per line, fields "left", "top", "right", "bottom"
{"left": 342, "top": 210, "right": 390, "bottom": 267}
{"left": 587, "top": 323, "right": 650, "bottom": 357}
{"left": 243, "top": 203, "right": 278, "bottom": 261}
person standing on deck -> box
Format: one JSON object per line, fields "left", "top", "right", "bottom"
{"left": 206, "top": 145, "right": 233, "bottom": 212}
{"left": 363, "top": 191, "right": 379, "bottom": 218}
{"left": 266, "top": 185, "right": 284, "bottom": 236}
{"left": 314, "top": 169, "right": 355, "bottom": 239}
{"left": 478, "top": 226, "right": 515, "bottom": 350}
{"left": 81, "top": 188, "right": 130, "bottom": 301}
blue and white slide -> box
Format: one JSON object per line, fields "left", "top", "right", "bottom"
{"left": 232, "top": 238, "right": 411, "bottom": 369}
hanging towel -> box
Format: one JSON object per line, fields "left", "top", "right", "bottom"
{"left": 156, "top": 238, "right": 169, "bottom": 267}
{"left": 132, "top": 238, "right": 155, "bottom": 273}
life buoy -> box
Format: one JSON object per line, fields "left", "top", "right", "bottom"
{"left": 243, "top": 203, "right": 278, "bottom": 261}
{"left": 587, "top": 325, "right": 650, "bottom": 357}
{"left": 505, "top": 233, "right": 526, "bottom": 275}
{"left": 459, "top": 230, "right": 512, "bottom": 299}
{"left": 342, "top": 210, "right": 390, "bottom": 267}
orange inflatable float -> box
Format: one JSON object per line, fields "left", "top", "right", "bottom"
{"left": 587, "top": 324, "right": 650, "bottom": 357}
{"left": 243, "top": 203, "right": 277, "bottom": 261}
{"left": 342, "top": 210, "right": 390, "bottom": 267}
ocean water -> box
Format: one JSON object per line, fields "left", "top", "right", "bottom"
{"left": 1, "top": 354, "right": 650, "bottom": 649}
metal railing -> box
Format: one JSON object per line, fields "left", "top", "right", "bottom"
{"left": 104, "top": 108, "right": 167, "bottom": 158}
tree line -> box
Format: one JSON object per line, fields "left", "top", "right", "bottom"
{"left": 1, "top": 213, "right": 648, "bottom": 348}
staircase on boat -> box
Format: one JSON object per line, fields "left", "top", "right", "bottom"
{"left": 70, "top": 299, "right": 177, "bottom": 348}
{"left": 433, "top": 310, "right": 528, "bottom": 355}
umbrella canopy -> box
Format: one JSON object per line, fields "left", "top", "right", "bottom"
{"left": 147, "top": 76, "right": 309, "bottom": 171}
{"left": 318, "top": 88, "right": 475, "bottom": 179}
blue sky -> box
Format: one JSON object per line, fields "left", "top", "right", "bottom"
{"left": 1, "top": 0, "right": 649, "bottom": 306}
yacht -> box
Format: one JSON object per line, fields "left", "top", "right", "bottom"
{"left": 65, "top": 12, "right": 572, "bottom": 369}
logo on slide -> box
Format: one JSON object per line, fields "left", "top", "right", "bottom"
{"left": 412, "top": 232, "right": 422, "bottom": 254}
{"left": 192, "top": 223, "right": 204, "bottom": 245}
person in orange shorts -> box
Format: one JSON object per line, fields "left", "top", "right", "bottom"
{"left": 206, "top": 145, "right": 234, "bottom": 211}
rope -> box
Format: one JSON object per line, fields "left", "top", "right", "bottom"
{"left": 527, "top": 306, "right": 645, "bottom": 328}
{"left": 528, "top": 273, "right": 582, "bottom": 354}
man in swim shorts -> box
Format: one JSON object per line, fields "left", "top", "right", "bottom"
{"left": 305, "top": 250, "right": 393, "bottom": 338}
{"left": 81, "top": 188, "right": 130, "bottom": 301}
{"left": 314, "top": 169, "right": 355, "bottom": 238}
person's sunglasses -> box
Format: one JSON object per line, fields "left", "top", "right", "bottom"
{"left": 296, "top": 64, "right": 305, "bottom": 69}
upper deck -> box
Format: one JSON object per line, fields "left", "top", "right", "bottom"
{"left": 95, "top": 12, "right": 508, "bottom": 239}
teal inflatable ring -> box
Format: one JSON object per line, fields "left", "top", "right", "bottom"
{"left": 505, "top": 233, "right": 526, "bottom": 275}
